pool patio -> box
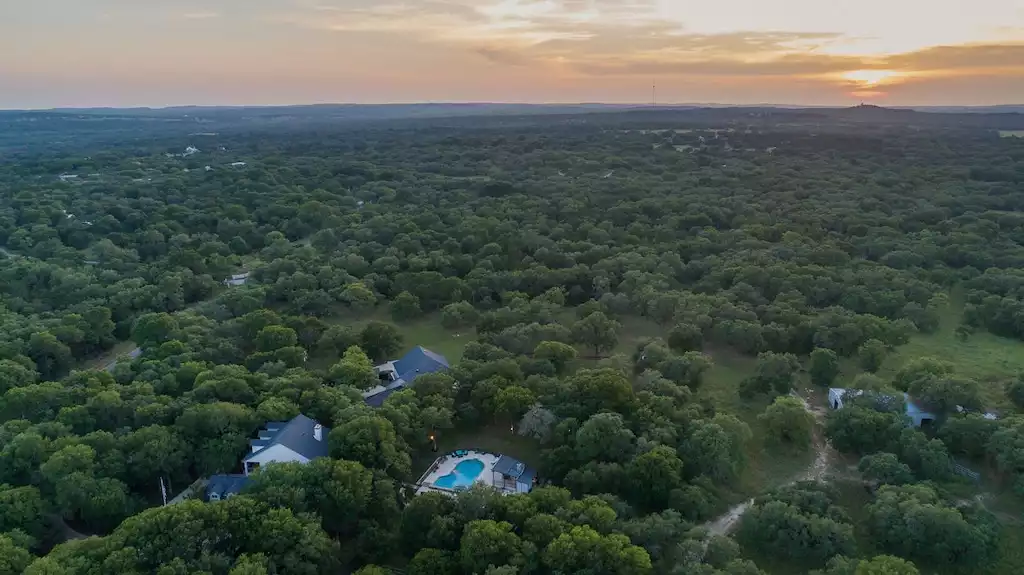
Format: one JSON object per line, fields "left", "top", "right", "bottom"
{"left": 415, "top": 449, "right": 537, "bottom": 496}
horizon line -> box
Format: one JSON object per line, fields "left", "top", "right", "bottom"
{"left": 4, "top": 101, "right": 1024, "bottom": 113}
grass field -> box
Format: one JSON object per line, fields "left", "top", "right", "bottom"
{"left": 316, "top": 308, "right": 470, "bottom": 370}
{"left": 999, "top": 130, "right": 1024, "bottom": 138}
{"left": 611, "top": 315, "right": 809, "bottom": 495}
{"left": 411, "top": 424, "right": 544, "bottom": 479}
{"left": 866, "top": 291, "right": 1024, "bottom": 410}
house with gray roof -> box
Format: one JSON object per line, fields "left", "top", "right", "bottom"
{"left": 363, "top": 346, "right": 450, "bottom": 407}
{"left": 491, "top": 455, "right": 537, "bottom": 493}
{"left": 242, "top": 414, "right": 329, "bottom": 475}
{"left": 204, "top": 474, "right": 250, "bottom": 502}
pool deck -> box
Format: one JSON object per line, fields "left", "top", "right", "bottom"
{"left": 416, "top": 451, "right": 501, "bottom": 495}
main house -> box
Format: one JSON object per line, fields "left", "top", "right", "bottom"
{"left": 204, "top": 413, "right": 329, "bottom": 501}
{"left": 363, "top": 346, "right": 450, "bottom": 407}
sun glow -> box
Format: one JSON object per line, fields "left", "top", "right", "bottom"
{"left": 840, "top": 69, "right": 905, "bottom": 86}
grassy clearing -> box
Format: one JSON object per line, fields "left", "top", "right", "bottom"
{"left": 999, "top": 130, "right": 1024, "bottom": 138}
{"left": 869, "top": 291, "right": 1024, "bottom": 410}
{"left": 82, "top": 340, "right": 139, "bottom": 371}
{"left": 609, "top": 314, "right": 670, "bottom": 356}
{"left": 318, "top": 308, "right": 470, "bottom": 369}
{"left": 611, "top": 316, "right": 808, "bottom": 495}
{"left": 411, "top": 424, "right": 543, "bottom": 478}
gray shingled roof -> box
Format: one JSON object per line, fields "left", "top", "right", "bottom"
{"left": 492, "top": 455, "right": 530, "bottom": 479}
{"left": 205, "top": 474, "right": 251, "bottom": 501}
{"left": 243, "top": 414, "right": 329, "bottom": 462}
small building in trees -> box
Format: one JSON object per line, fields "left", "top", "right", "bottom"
{"left": 363, "top": 346, "right": 449, "bottom": 407}
{"left": 204, "top": 474, "right": 250, "bottom": 502}
{"left": 491, "top": 455, "right": 537, "bottom": 493}
{"left": 828, "top": 388, "right": 937, "bottom": 427}
{"left": 242, "top": 414, "right": 330, "bottom": 475}
{"left": 223, "top": 271, "right": 250, "bottom": 286}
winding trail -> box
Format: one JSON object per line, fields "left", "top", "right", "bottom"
{"left": 704, "top": 392, "right": 835, "bottom": 536}
{"left": 49, "top": 513, "right": 88, "bottom": 542}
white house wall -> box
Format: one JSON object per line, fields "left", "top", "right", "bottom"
{"left": 244, "top": 444, "right": 309, "bottom": 475}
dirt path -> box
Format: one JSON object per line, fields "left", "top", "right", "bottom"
{"left": 49, "top": 513, "right": 88, "bottom": 541}
{"left": 704, "top": 392, "right": 835, "bottom": 536}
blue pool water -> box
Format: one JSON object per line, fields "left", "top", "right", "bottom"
{"left": 434, "top": 458, "right": 485, "bottom": 489}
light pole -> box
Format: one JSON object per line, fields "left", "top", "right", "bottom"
{"left": 429, "top": 432, "right": 437, "bottom": 452}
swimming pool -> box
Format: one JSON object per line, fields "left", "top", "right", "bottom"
{"left": 433, "top": 458, "right": 485, "bottom": 489}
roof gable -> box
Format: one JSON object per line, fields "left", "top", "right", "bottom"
{"left": 243, "top": 414, "right": 329, "bottom": 462}
{"left": 393, "top": 346, "right": 449, "bottom": 382}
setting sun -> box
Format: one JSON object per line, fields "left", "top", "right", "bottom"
{"left": 841, "top": 69, "right": 905, "bottom": 86}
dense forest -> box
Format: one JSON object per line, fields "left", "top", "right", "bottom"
{"left": 1, "top": 105, "right": 1024, "bottom": 575}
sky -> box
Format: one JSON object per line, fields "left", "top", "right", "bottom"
{"left": 1, "top": 0, "right": 1022, "bottom": 108}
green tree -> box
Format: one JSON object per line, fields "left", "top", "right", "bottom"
{"left": 534, "top": 341, "right": 577, "bottom": 374}
{"left": 360, "top": 322, "right": 404, "bottom": 362}
{"left": 459, "top": 520, "right": 523, "bottom": 575}
{"left": 494, "top": 386, "right": 536, "bottom": 425}
{"left": 758, "top": 396, "right": 814, "bottom": 449}
{"left": 865, "top": 484, "right": 996, "bottom": 568}
{"left": 392, "top": 291, "right": 422, "bottom": 321}
{"left": 855, "top": 555, "right": 920, "bottom": 575}
{"left": 858, "top": 339, "right": 888, "bottom": 373}
{"left": 741, "top": 352, "right": 800, "bottom": 397}
{"left": 543, "top": 525, "right": 653, "bottom": 574}
{"left": 328, "top": 415, "right": 411, "bottom": 479}
{"left": 318, "top": 325, "right": 361, "bottom": 355}
{"left": 0, "top": 534, "right": 32, "bottom": 575}
{"left": 562, "top": 368, "right": 635, "bottom": 419}
{"left": 667, "top": 323, "right": 703, "bottom": 353}
{"left": 0, "top": 484, "right": 46, "bottom": 540}
{"left": 739, "top": 484, "right": 856, "bottom": 566}
{"left": 576, "top": 413, "right": 636, "bottom": 463}
{"left": 809, "top": 348, "right": 840, "bottom": 387}
{"left": 26, "top": 332, "right": 73, "bottom": 380}
{"left": 441, "top": 301, "right": 479, "bottom": 330}
{"left": 407, "top": 549, "right": 457, "bottom": 575}
{"left": 857, "top": 453, "right": 913, "bottom": 485}
{"left": 570, "top": 311, "right": 621, "bottom": 357}
{"left": 659, "top": 352, "right": 714, "bottom": 388}
{"left": 341, "top": 282, "right": 377, "bottom": 313}
{"left": 328, "top": 345, "right": 378, "bottom": 389}
{"left": 825, "top": 406, "right": 902, "bottom": 455}
{"left": 1006, "top": 377, "right": 1024, "bottom": 410}
{"left": 0, "top": 360, "right": 38, "bottom": 394}
{"left": 256, "top": 325, "right": 298, "bottom": 352}
{"left": 625, "top": 446, "right": 683, "bottom": 510}
{"left": 131, "top": 312, "right": 178, "bottom": 348}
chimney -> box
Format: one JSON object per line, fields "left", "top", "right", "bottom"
{"left": 313, "top": 424, "right": 323, "bottom": 442}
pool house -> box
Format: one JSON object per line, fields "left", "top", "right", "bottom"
{"left": 491, "top": 455, "right": 536, "bottom": 493}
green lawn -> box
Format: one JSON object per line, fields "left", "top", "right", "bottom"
{"left": 319, "top": 308, "right": 469, "bottom": 369}
{"left": 610, "top": 314, "right": 670, "bottom": 356}
{"left": 411, "top": 424, "right": 544, "bottom": 479}
{"left": 999, "top": 130, "right": 1024, "bottom": 138}
{"left": 610, "top": 316, "right": 807, "bottom": 496}
{"left": 869, "top": 292, "right": 1024, "bottom": 410}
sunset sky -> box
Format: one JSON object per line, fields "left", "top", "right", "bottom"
{"left": 1, "top": 0, "right": 1022, "bottom": 108}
